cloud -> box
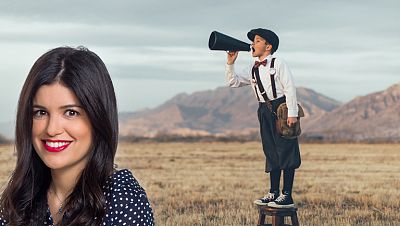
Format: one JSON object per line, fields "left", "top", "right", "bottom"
{"left": 0, "top": 0, "right": 399, "bottom": 123}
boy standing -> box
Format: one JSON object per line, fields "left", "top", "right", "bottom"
{"left": 225, "top": 28, "right": 301, "bottom": 208}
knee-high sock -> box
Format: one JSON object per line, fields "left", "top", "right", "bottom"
{"left": 270, "top": 169, "right": 281, "bottom": 192}
{"left": 283, "top": 169, "right": 295, "bottom": 194}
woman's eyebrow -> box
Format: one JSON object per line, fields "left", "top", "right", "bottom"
{"left": 32, "top": 104, "right": 83, "bottom": 109}
{"left": 59, "top": 104, "right": 83, "bottom": 109}
{"left": 32, "top": 104, "right": 46, "bottom": 109}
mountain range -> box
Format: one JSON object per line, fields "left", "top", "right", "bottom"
{"left": 118, "top": 86, "right": 338, "bottom": 138}
{"left": 119, "top": 83, "right": 400, "bottom": 142}
{"left": 305, "top": 83, "right": 400, "bottom": 142}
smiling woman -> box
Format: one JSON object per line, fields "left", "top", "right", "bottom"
{"left": 0, "top": 47, "right": 154, "bottom": 226}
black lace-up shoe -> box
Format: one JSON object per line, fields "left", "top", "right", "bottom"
{"left": 268, "top": 191, "right": 295, "bottom": 208}
{"left": 254, "top": 190, "right": 280, "bottom": 206}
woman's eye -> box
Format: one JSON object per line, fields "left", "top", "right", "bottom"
{"left": 65, "top": 109, "right": 80, "bottom": 117}
{"left": 33, "top": 110, "right": 47, "bottom": 118}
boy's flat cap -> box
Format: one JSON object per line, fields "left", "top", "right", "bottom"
{"left": 247, "top": 28, "right": 279, "bottom": 53}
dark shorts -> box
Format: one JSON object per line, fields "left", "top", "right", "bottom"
{"left": 257, "top": 96, "right": 301, "bottom": 172}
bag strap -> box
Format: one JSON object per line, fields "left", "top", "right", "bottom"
{"left": 270, "top": 58, "right": 277, "bottom": 98}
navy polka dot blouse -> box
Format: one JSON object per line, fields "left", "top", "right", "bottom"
{"left": 0, "top": 169, "right": 155, "bottom": 226}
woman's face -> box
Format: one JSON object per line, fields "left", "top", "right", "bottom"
{"left": 32, "top": 82, "right": 93, "bottom": 172}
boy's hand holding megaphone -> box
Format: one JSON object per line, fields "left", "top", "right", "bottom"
{"left": 227, "top": 51, "right": 238, "bottom": 65}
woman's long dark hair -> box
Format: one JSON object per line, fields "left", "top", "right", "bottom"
{"left": 0, "top": 47, "right": 118, "bottom": 226}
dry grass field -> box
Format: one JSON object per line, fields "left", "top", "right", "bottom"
{"left": 1, "top": 142, "right": 399, "bottom": 226}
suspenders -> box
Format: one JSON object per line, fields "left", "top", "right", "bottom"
{"left": 270, "top": 58, "right": 277, "bottom": 99}
{"left": 251, "top": 57, "right": 277, "bottom": 103}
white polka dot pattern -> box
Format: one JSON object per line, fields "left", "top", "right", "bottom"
{"left": 101, "top": 169, "right": 155, "bottom": 226}
{"left": 0, "top": 207, "right": 4, "bottom": 226}
{"left": 0, "top": 169, "right": 155, "bottom": 226}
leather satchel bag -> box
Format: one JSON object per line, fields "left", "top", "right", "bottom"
{"left": 276, "top": 103, "right": 305, "bottom": 139}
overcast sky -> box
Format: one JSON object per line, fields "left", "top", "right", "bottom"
{"left": 1, "top": 0, "right": 399, "bottom": 124}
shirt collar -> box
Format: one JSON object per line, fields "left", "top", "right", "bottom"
{"left": 258, "top": 54, "right": 273, "bottom": 62}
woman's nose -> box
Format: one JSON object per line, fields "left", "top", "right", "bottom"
{"left": 46, "top": 116, "right": 63, "bottom": 137}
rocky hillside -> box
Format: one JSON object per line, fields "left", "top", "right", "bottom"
{"left": 119, "top": 86, "right": 341, "bottom": 138}
{"left": 304, "top": 83, "right": 400, "bottom": 142}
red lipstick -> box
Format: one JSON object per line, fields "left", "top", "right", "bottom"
{"left": 42, "top": 140, "right": 72, "bottom": 153}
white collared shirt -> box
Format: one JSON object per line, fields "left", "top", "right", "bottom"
{"left": 225, "top": 54, "right": 299, "bottom": 117}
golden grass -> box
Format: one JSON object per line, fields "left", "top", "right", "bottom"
{"left": 1, "top": 142, "right": 399, "bottom": 225}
